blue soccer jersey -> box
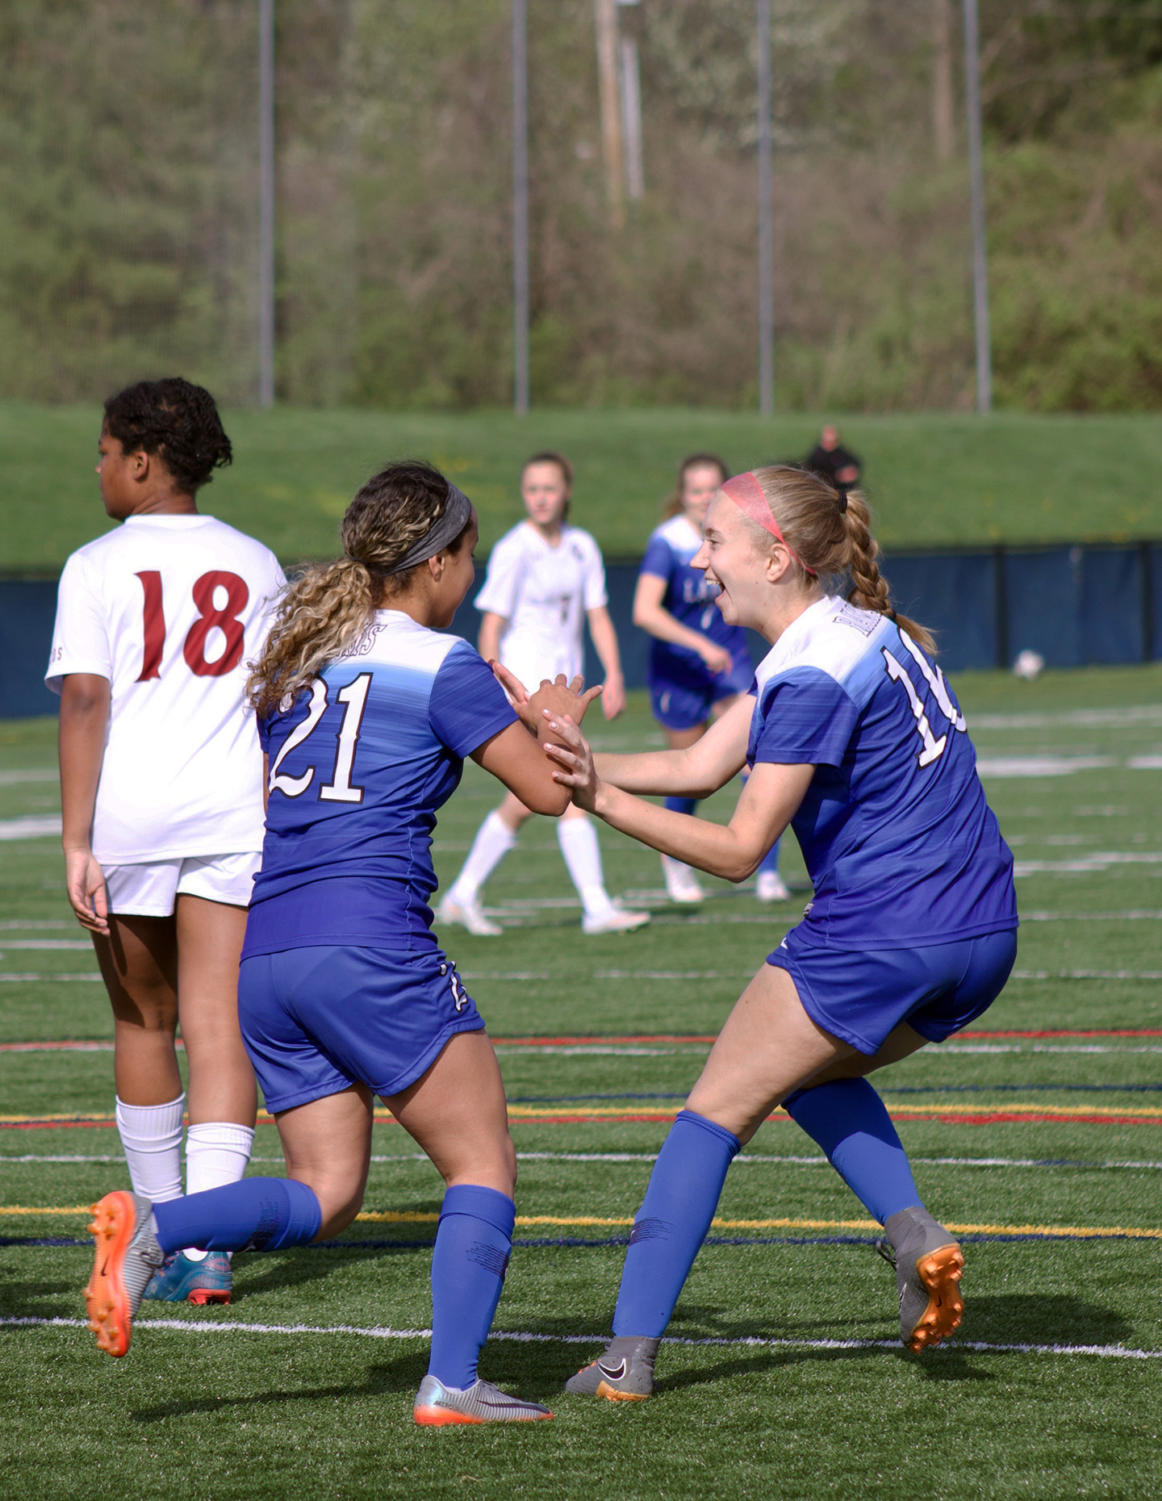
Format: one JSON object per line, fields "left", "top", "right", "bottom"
{"left": 747, "top": 596, "right": 1016, "bottom": 950}
{"left": 640, "top": 515, "right": 751, "bottom": 691}
{"left": 243, "top": 611, "right": 516, "bottom": 957}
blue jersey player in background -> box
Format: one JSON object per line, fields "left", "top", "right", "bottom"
{"left": 537, "top": 464, "right": 1018, "bottom": 1401}
{"left": 634, "top": 453, "right": 787, "bottom": 906}
{"left": 85, "top": 461, "right": 599, "bottom": 1425}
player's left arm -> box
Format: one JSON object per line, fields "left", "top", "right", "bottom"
{"left": 585, "top": 605, "right": 626, "bottom": 720}
{"left": 546, "top": 711, "right": 812, "bottom": 880}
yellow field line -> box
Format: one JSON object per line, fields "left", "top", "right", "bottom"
{"left": 4, "top": 1100, "right": 1162, "bottom": 1126}
{"left": 6, "top": 1205, "right": 1161, "bottom": 1239}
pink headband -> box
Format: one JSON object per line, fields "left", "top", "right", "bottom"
{"left": 721, "top": 472, "right": 817, "bottom": 577}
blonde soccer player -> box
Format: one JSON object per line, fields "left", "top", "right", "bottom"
{"left": 534, "top": 467, "right": 1018, "bottom": 1397}
{"left": 49, "top": 378, "right": 284, "bottom": 1305}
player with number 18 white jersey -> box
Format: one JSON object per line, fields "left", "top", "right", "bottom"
{"left": 48, "top": 515, "right": 284, "bottom": 864}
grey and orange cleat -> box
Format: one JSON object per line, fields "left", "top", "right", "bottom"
{"left": 413, "top": 1374, "right": 552, "bottom": 1426}
{"left": 564, "top": 1335, "right": 659, "bottom": 1400}
{"left": 877, "top": 1205, "right": 965, "bottom": 1352}
{"left": 85, "top": 1190, "right": 165, "bottom": 1357}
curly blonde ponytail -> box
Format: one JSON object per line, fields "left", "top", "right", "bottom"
{"left": 248, "top": 461, "right": 463, "bottom": 717}
{"left": 748, "top": 466, "right": 936, "bottom": 655}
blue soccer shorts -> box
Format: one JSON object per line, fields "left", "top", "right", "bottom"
{"left": 768, "top": 925, "right": 1018, "bottom": 1056}
{"left": 238, "top": 943, "right": 486, "bottom": 1113}
{"left": 649, "top": 652, "right": 754, "bottom": 731}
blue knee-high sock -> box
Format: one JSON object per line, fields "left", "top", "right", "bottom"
{"left": 758, "top": 836, "right": 782, "bottom": 876}
{"left": 783, "top": 1078, "right": 920, "bottom": 1225}
{"left": 152, "top": 1177, "right": 322, "bottom": 1253}
{"left": 612, "top": 1110, "right": 740, "bottom": 1338}
{"left": 664, "top": 796, "right": 698, "bottom": 817}
{"left": 427, "top": 1184, "right": 515, "bottom": 1388}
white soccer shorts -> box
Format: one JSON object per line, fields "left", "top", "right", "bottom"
{"left": 102, "top": 852, "right": 262, "bottom": 917}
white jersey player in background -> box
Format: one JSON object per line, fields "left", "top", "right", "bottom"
{"left": 439, "top": 451, "right": 648, "bottom": 936}
{"left": 47, "top": 378, "right": 285, "bottom": 1306}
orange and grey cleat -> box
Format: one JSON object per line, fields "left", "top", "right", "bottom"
{"left": 564, "top": 1336, "right": 659, "bottom": 1400}
{"left": 85, "top": 1190, "right": 165, "bottom": 1358}
{"left": 878, "top": 1205, "right": 965, "bottom": 1352}
{"left": 413, "top": 1374, "right": 552, "bottom": 1426}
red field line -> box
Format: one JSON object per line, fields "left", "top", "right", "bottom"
{"left": 3, "top": 1028, "right": 1160, "bottom": 1054}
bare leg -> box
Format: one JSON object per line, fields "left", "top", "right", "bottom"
{"left": 175, "top": 895, "right": 256, "bottom": 1127}
{"left": 275, "top": 1084, "right": 375, "bottom": 1238}
{"left": 385, "top": 1030, "right": 515, "bottom": 1191}
{"left": 92, "top": 915, "right": 181, "bottom": 1105}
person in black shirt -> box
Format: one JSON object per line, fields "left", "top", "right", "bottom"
{"left": 805, "top": 425, "right": 861, "bottom": 493}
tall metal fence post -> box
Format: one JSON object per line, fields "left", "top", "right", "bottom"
{"left": 962, "top": 0, "right": 992, "bottom": 414}
{"left": 258, "top": 0, "right": 275, "bottom": 408}
{"left": 756, "top": 0, "right": 774, "bottom": 417}
{"left": 513, "top": 0, "right": 530, "bottom": 415}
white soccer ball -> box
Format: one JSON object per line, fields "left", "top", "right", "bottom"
{"left": 1012, "top": 649, "right": 1045, "bottom": 681}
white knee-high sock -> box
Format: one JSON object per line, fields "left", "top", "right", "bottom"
{"left": 450, "top": 811, "right": 517, "bottom": 901}
{"left": 557, "top": 816, "right": 612, "bottom": 917}
{"left": 183, "top": 1121, "right": 256, "bottom": 1261}
{"left": 115, "top": 1093, "right": 185, "bottom": 1203}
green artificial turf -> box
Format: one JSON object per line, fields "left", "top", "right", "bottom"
{"left": 2, "top": 668, "right": 1161, "bottom": 1498}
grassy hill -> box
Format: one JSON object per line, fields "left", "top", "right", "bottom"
{"left": 2, "top": 401, "right": 1161, "bottom": 573}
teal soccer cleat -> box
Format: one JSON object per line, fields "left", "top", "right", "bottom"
{"left": 143, "top": 1249, "right": 233, "bottom": 1305}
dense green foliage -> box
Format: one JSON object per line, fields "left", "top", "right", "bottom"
{"left": 2, "top": 669, "right": 1162, "bottom": 1496}
{"left": 2, "top": 1, "right": 1162, "bottom": 413}
{"left": 2, "top": 401, "right": 1159, "bottom": 573}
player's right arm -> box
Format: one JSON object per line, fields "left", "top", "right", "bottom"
{"left": 471, "top": 676, "right": 602, "bottom": 816}
{"left": 58, "top": 672, "right": 112, "bottom": 934}
{"left": 633, "top": 571, "right": 732, "bottom": 674}
{"left": 594, "top": 691, "right": 753, "bottom": 798}
{"left": 478, "top": 611, "right": 507, "bottom": 665}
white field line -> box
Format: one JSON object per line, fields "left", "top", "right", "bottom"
{"left": 5, "top": 1151, "right": 1162, "bottom": 1171}
{"left": 0, "top": 770, "right": 58, "bottom": 786}
{"left": 4, "top": 1315, "right": 1159, "bottom": 1361}
{"left": 971, "top": 705, "right": 1162, "bottom": 730}
{"left": 977, "top": 756, "right": 1115, "bottom": 778}
{"left": 0, "top": 940, "right": 92, "bottom": 951}
{"left": 0, "top": 816, "right": 62, "bottom": 840}
{"left": 1014, "top": 851, "right": 1162, "bottom": 874}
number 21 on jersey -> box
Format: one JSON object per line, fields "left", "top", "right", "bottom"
{"left": 267, "top": 674, "right": 372, "bottom": 804}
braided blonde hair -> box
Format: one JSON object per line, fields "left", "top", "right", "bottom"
{"left": 248, "top": 462, "right": 461, "bottom": 717}
{"left": 747, "top": 465, "right": 936, "bottom": 654}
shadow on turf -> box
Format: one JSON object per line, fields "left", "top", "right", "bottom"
{"left": 128, "top": 1347, "right": 563, "bottom": 1423}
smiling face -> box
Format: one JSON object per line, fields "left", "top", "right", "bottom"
{"left": 680, "top": 462, "right": 725, "bottom": 532}
{"left": 520, "top": 460, "right": 570, "bottom": 530}
{"left": 691, "top": 493, "right": 777, "bottom": 631}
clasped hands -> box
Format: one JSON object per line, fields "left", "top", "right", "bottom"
{"left": 490, "top": 662, "right": 602, "bottom": 812}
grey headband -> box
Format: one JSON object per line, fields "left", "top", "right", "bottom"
{"left": 381, "top": 482, "right": 473, "bottom": 575}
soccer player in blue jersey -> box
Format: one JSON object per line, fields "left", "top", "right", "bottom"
{"left": 535, "top": 464, "right": 1018, "bottom": 1400}
{"left": 84, "top": 461, "right": 598, "bottom": 1425}
{"left": 634, "top": 453, "right": 787, "bottom": 905}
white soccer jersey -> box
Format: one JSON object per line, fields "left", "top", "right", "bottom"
{"left": 46, "top": 514, "right": 285, "bottom": 864}
{"left": 474, "top": 521, "right": 607, "bottom": 682}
